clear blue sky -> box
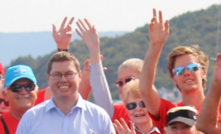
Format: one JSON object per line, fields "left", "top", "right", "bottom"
{"left": 0, "top": 0, "right": 220, "bottom": 32}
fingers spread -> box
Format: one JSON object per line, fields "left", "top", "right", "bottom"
{"left": 164, "top": 20, "right": 170, "bottom": 33}
{"left": 84, "top": 18, "right": 92, "bottom": 29}
{"left": 60, "top": 17, "right": 68, "bottom": 30}
{"left": 159, "top": 10, "right": 163, "bottom": 23}
{"left": 68, "top": 17, "right": 75, "bottom": 26}
{"left": 153, "top": 8, "right": 157, "bottom": 18}
{"left": 76, "top": 21, "right": 85, "bottom": 34}
{"left": 78, "top": 19, "right": 88, "bottom": 31}
{"left": 52, "top": 24, "right": 57, "bottom": 33}
{"left": 75, "top": 28, "right": 82, "bottom": 37}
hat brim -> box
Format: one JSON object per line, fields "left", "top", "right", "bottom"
{"left": 167, "top": 116, "right": 196, "bottom": 126}
{"left": 5, "top": 75, "right": 36, "bottom": 87}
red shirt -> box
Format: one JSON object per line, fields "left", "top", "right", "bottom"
{"left": 35, "top": 88, "right": 46, "bottom": 105}
{"left": 112, "top": 104, "right": 130, "bottom": 123}
{"left": 0, "top": 111, "right": 19, "bottom": 134}
{"left": 149, "top": 98, "right": 204, "bottom": 131}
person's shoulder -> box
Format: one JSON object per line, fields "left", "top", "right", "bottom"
{"left": 25, "top": 99, "right": 50, "bottom": 116}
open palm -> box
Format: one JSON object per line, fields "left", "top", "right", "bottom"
{"left": 149, "top": 9, "right": 169, "bottom": 46}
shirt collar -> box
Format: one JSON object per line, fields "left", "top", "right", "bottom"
{"left": 130, "top": 121, "right": 160, "bottom": 134}
{"left": 46, "top": 93, "right": 86, "bottom": 112}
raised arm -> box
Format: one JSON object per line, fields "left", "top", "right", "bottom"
{"left": 196, "top": 53, "right": 221, "bottom": 134}
{"left": 139, "top": 9, "right": 169, "bottom": 119}
{"left": 52, "top": 17, "right": 92, "bottom": 100}
{"left": 76, "top": 19, "right": 114, "bottom": 117}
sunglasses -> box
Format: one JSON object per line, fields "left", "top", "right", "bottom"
{"left": 173, "top": 63, "right": 201, "bottom": 76}
{"left": 115, "top": 77, "right": 134, "bottom": 87}
{"left": 9, "top": 83, "right": 36, "bottom": 93}
{"left": 0, "top": 98, "right": 9, "bottom": 106}
{"left": 126, "top": 101, "right": 146, "bottom": 110}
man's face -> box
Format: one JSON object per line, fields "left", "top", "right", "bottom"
{"left": 117, "top": 67, "right": 140, "bottom": 94}
{"left": 3, "top": 78, "right": 37, "bottom": 112}
{"left": 47, "top": 61, "right": 81, "bottom": 100}
{"left": 166, "top": 122, "right": 197, "bottom": 134}
{"left": 172, "top": 54, "right": 206, "bottom": 93}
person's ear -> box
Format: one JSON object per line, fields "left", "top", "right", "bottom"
{"left": 2, "top": 90, "right": 8, "bottom": 101}
{"left": 171, "top": 76, "right": 178, "bottom": 85}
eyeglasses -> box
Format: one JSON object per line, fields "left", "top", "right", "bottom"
{"left": 173, "top": 63, "right": 201, "bottom": 76}
{"left": 0, "top": 98, "right": 9, "bottom": 106}
{"left": 115, "top": 77, "right": 134, "bottom": 87}
{"left": 9, "top": 83, "right": 36, "bottom": 93}
{"left": 126, "top": 101, "right": 146, "bottom": 110}
{"left": 49, "top": 72, "right": 78, "bottom": 80}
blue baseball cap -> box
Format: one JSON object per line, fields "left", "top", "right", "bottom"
{"left": 4, "top": 65, "right": 37, "bottom": 87}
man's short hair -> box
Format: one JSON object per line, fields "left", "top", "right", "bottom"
{"left": 167, "top": 45, "right": 209, "bottom": 89}
{"left": 118, "top": 58, "right": 144, "bottom": 74}
{"left": 47, "top": 52, "right": 81, "bottom": 74}
{"left": 122, "top": 79, "right": 141, "bottom": 103}
{"left": 0, "top": 62, "right": 4, "bottom": 76}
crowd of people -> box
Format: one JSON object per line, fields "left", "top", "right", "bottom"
{"left": 0, "top": 8, "right": 220, "bottom": 134}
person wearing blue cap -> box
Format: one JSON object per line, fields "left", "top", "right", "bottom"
{"left": 0, "top": 64, "right": 38, "bottom": 134}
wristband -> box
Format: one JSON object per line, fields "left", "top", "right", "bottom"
{"left": 57, "top": 48, "right": 69, "bottom": 52}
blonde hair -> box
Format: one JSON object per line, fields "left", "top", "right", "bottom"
{"left": 167, "top": 45, "right": 209, "bottom": 89}
{"left": 122, "top": 79, "right": 141, "bottom": 103}
{"left": 118, "top": 58, "right": 144, "bottom": 74}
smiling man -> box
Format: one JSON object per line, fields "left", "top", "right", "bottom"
{"left": 16, "top": 52, "right": 115, "bottom": 133}
{"left": 0, "top": 65, "right": 38, "bottom": 134}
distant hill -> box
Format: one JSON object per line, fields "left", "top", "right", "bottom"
{"left": 0, "top": 31, "right": 127, "bottom": 66}
{"left": 4, "top": 4, "right": 221, "bottom": 99}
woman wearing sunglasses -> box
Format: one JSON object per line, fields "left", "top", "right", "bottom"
{"left": 113, "top": 79, "right": 160, "bottom": 134}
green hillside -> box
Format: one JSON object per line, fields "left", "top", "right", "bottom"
{"left": 8, "top": 4, "right": 221, "bottom": 99}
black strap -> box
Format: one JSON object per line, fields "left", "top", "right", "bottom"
{"left": 1, "top": 115, "right": 10, "bottom": 134}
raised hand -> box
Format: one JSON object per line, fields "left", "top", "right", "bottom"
{"left": 75, "top": 18, "right": 100, "bottom": 52}
{"left": 76, "top": 18, "right": 100, "bottom": 64}
{"left": 52, "top": 17, "right": 74, "bottom": 49}
{"left": 113, "top": 118, "right": 136, "bottom": 134}
{"left": 149, "top": 8, "right": 169, "bottom": 46}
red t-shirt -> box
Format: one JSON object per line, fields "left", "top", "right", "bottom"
{"left": 149, "top": 98, "right": 205, "bottom": 131}
{"left": 35, "top": 88, "right": 46, "bottom": 105}
{"left": 112, "top": 103, "right": 130, "bottom": 123}
{"left": 0, "top": 111, "right": 19, "bottom": 134}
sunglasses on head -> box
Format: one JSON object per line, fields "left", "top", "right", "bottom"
{"left": 126, "top": 101, "right": 146, "bottom": 110}
{"left": 115, "top": 77, "right": 134, "bottom": 87}
{"left": 0, "top": 98, "right": 9, "bottom": 106}
{"left": 9, "top": 83, "right": 36, "bottom": 93}
{"left": 173, "top": 63, "right": 201, "bottom": 76}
